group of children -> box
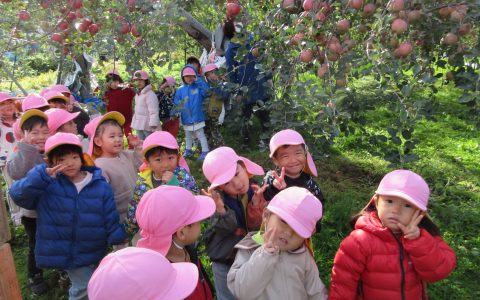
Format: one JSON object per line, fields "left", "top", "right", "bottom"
{"left": 1, "top": 68, "right": 456, "bottom": 300}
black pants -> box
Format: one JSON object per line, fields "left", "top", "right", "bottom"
{"left": 21, "top": 216, "right": 42, "bottom": 278}
{"left": 241, "top": 102, "right": 269, "bottom": 145}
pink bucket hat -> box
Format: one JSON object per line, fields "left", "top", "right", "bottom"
{"left": 43, "top": 90, "right": 70, "bottom": 104}
{"left": 203, "top": 63, "right": 218, "bottom": 74}
{"left": 21, "top": 93, "right": 50, "bottom": 111}
{"left": 45, "top": 108, "right": 80, "bottom": 135}
{"left": 136, "top": 186, "right": 215, "bottom": 255}
{"left": 50, "top": 84, "right": 71, "bottom": 95}
{"left": 133, "top": 70, "right": 149, "bottom": 80}
{"left": 88, "top": 247, "right": 198, "bottom": 300}
{"left": 182, "top": 66, "right": 196, "bottom": 77}
{"left": 84, "top": 111, "right": 125, "bottom": 156}
{"left": 106, "top": 69, "right": 120, "bottom": 76}
{"left": 375, "top": 169, "right": 430, "bottom": 211}
{"left": 269, "top": 129, "right": 318, "bottom": 177}
{"left": 202, "top": 146, "right": 264, "bottom": 190}
{"left": 0, "top": 92, "right": 15, "bottom": 103}
{"left": 267, "top": 187, "right": 323, "bottom": 238}
{"left": 45, "top": 132, "right": 82, "bottom": 155}
{"left": 142, "top": 131, "right": 189, "bottom": 172}
{"left": 164, "top": 76, "right": 176, "bottom": 86}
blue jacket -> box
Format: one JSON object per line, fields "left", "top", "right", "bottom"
{"left": 225, "top": 38, "right": 272, "bottom": 105}
{"left": 172, "top": 65, "right": 210, "bottom": 125}
{"left": 10, "top": 164, "right": 126, "bottom": 270}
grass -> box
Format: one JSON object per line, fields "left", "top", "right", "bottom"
{"left": 6, "top": 75, "right": 479, "bottom": 299}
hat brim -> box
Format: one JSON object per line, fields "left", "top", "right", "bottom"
{"left": 267, "top": 205, "right": 311, "bottom": 239}
{"left": 162, "top": 262, "right": 199, "bottom": 299}
{"left": 45, "top": 140, "right": 82, "bottom": 155}
{"left": 46, "top": 94, "right": 69, "bottom": 103}
{"left": 19, "top": 109, "right": 48, "bottom": 129}
{"left": 209, "top": 157, "right": 264, "bottom": 190}
{"left": 375, "top": 190, "right": 427, "bottom": 211}
{"left": 187, "top": 195, "right": 216, "bottom": 224}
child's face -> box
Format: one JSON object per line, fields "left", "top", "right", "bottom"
{"left": 146, "top": 151, "right": 178, "bottom": 178}
{"left": 272, "top": 144, "right": 307, "bottom": 178}
{"left": 53, "top": 152, "right": 82, "bottom": 182}
{"left": 0, "top": 100, "right": 16, "bottom": 118}
{"left": 180, "top": 221, "right": 202, "bottom": 246}
{"left": 183, "top": 75, "right": 196, "bottom": 85}
{"left": 220, "top": 163, "right": 250, "bottom": 197}
{"left": 23, "top": 123, "right": 49, "bottom": 152}
{"left": 93, "top": 124, "right": 124, "bottom": 157}
{"left": 265, "top": 213, "right": 304, "bottom": 252}
{"left": 109, "top": 80, "right": 120, "bottom": 90}
{"left": 375, "top": 195, "right": 419, "bottom": 233}
{"left": 134, "top": 79, "right": 146, "bottom": 89}
{"left": 205, "top": 71, "right": 219, "bottom": 81}
{"left": 58, "top": 120, "right": 78, "bottom": 135}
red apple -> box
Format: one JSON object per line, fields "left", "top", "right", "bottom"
{"left": 66, "top": 11, "right": 76, "bottom": 22}
{"left": 71, "top": 0, "right": 83, "bottom": 10}
{"left": 388, "top": 0, "right": 404, "bottom": 12}
{"left": 394, "top": 42, "right": 412, "bottom": 57}
{"left": 131, "top": 24, "right": 141, "bottom": 37}
{"left": 363, "top": 3, "right": 376, "bottom": 17}
{"left": 303, "top": 0, "right": 313, "bottom": 11}
{"left": 290, "top": 32, "right": 305, "bottom": 46}
{"left": 88, "top": 24, "right": 99, "bottom": 36}
{"left": 120, "top": 22, "right": 130, "bottom": 34}
{"left": 317, "top": 64, "right": 329, "bottom": 78}
{"left": 299, "top": 49, "right": 314, "bottom": 63}
{"left": 282, "top": 0, "right": 297, "bottom": 13}
{"left": 336, "top": 19, "right": 350, "bottom": 34}
{"left": 407, "top": 10, "right": 422, "bottom": 23}
{"left": 348, "top": 0, "right": 363, "bottom": 10}
{"left": 443, "top": 33, "right": 458, "bottom": 45}
{"left": 58, "top": 21, "right": 69, "bottom": 31}
{"left": 391, "top": 18, "right": 407, "bottom": 34}
{"left": 51, "top": 33, "right": 63, "bottom": 43}
{"left": 18, "top": 10, "right": 30, "bottom": 21}
{"left": 226, "top": 3, "right": 241, "bottom": 17}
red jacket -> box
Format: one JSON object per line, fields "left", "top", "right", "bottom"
{"left": 104, "top": 87, "right": 135, "bottom": 125}
{"left": 329, "top": 212, "right": 456, "bottom": 300}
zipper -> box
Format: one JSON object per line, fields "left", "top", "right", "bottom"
{"left": 393, "top": 232, "right": 406, "bottom": 300}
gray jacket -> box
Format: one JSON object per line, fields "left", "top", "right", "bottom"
{"left": 227, "top": 232, "right": 328, "bottom": 300}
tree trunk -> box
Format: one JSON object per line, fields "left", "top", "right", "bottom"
{"left": 176, "top": 8, "right": 213, "bottom": 51}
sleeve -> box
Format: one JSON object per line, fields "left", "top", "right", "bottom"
{"left": 171, "top": 89, "right": 182, "bottom": 117}
{"left": 227, "top": 246, "right": 278, "bottom": 299}
{"left": 328, "top": 231, "right": 368, "bottom": 300}
{"left": 246, "top": 188, "right": 267, "bottom": 231}
{"left": 176, "top": 168, "right": 199, "bottom": 194}
{"left": 210, "top": 208, "right": 238, "bottom": 235}
{"left": 125, "top": 177, "right": 145, "bottom": 238}
{"left": 6, "top": 142, "right": 41, "bottom": 180}
{"left": 146, "top": 92, "right": 160, "bottom": 127}
{"left": 103, "top": 183, "right": 127, "bottom": 245}
{"left": 304, "top": 256, "right": 328, "bottom": 300}
{"left": 262, "top": 171, "right": 280, "bottom": 201}
{"left": 9, "top": 164, "right": 53, "bottom": 210}
{"left": 402, "top": 230, "right": 456, "bottom": 282}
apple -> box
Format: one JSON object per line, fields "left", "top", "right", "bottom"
{"left": 443, "top": 33, "right": 458, "bottom": 45}
{"left": 252, "top": 47, "right": 260, "bottom": 58}
{"left": 391, "top": 19, "right": 407, "bottom": 34}
{"left": 66, "top": 11, "right": 77, "bottom": 22}
{"left": 227, "top": 3, "right": 241, "bottom": 17}
{"left": 394, "top": 42, "right": 412, "bottom": 57}
{"left": 303, "top": 0, "right": 313, "bottom": 12}
{"left": 407, "top": 10, "right": 422, "bottom": 23}
{"left": 336, "top": 19, "right": 350, "bottom": 34}
{"left": 363, "top": 3, "right": 376, "bottom": 17}
{"left": 18, "top": 10, "right": 30, "bottom": 22}
{"left": 317, "top": 64, "right": 329, "bottom": 78}
{"left": 388, "top": 0, "right": 404, "bottom": 12}
{"left": 282, "top": 0, "right": 297, "bottom": 13}
{"left": 71, "top": 0, "right": 83, "bottom": 10}
{"left": 51, "top": 33, "right": 63, "bottom": 43}
{"left": 348, "top": 0, "right": 363, "bottom": 10}
{"left": 290, "top": 32, "right": 304, "bottom": 46}
{"left": 58, "top": 21, "right": 69, "bottom": 31}
{"left": 299, "top": 49, "right": 314, "bottom": 63}
{"left": 131, "top": 24, "right": 141, "bottom": 37}
{"left": 458, "top": 23, "right": 471, "bottom": 36}
{"left": 88, "top": 23, "right": 99, "bottom": 36}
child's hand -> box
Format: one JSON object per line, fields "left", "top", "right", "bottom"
{"left": 162, "top": 171, "right": 174, "bottom": 183}
{"left": 46, "top": 164, "right": 68, "bottom": 178}
{"left": 202, "top": 188, "right": 225, "bottom": 215}
{"left": 127, "top": 133, "right": 142, "bottom": 148}
{"left": 263, "top": 227, "right": 279, "bottom": 254}
{"left": 251, "top": 184, "right": 267, "bottom": 206}
{"left": 398, "top": 210, "right": 424, "bottom": 240}
{"left": 272, "top": 167, "right": 287, "bottom": 190}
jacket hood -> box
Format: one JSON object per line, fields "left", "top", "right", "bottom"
{"left": 181, "top": 64, "right": 199, "bottom": 84}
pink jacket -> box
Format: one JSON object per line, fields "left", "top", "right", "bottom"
{"left": 329, "top": 212, "right": 456, "bottom": 300}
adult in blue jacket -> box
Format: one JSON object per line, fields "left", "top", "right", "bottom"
{"left": 10, "top": 160, "right": 126, "bottom": 300}
{"left": 224, "top": 20, "right": 272, "bottom": 149}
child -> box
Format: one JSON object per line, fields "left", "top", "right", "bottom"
{"left": 130, "top": 70, "right": 160, "bottom": 140}
{"left": 135, "top": 185, "right": 216, "bottom": 299}
{"left": 329, "top": 169, "right": 456, "bottom": 299}
{"left": 84, "top": 112, "right": 142, "bottom": 225}
{"left": 45, "top": 108, "right": 79, "bottom": 135}
{"left": 201, "top": 146, "right": 266, "bottom": 300}
{"left": 88, "top": 247, "right": 199, "bottom": 300}
{"left": 203, "top": 63, "right": 230, "bottom": 149}
{"left": 10, "top": 132, "right": 127, "bottom": 300}
{"left": 227, "top": 187, "right": 328, "bottom": 299}
{"left": 263, "top": 129, "right": 325, "bottom": 232}
{"left": 0, "top": 92, "right": 21, "bottom": 225}
{"left": 126, "top": 131, "right": 199, "bottom": 242}
{"left": 104, "top": 69, "right": 135, "bottom": 136}
{"left": 21, "top": 93, "right": 50, "bottom": 112}
{"left": 172, "top": 65, "right": 210, "bottom": 161}
{"left": 6, "top": 109, "right": 50, "bottom": 295}
{"left": 156, "top": 75, "right": 180, "bottom": 137}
